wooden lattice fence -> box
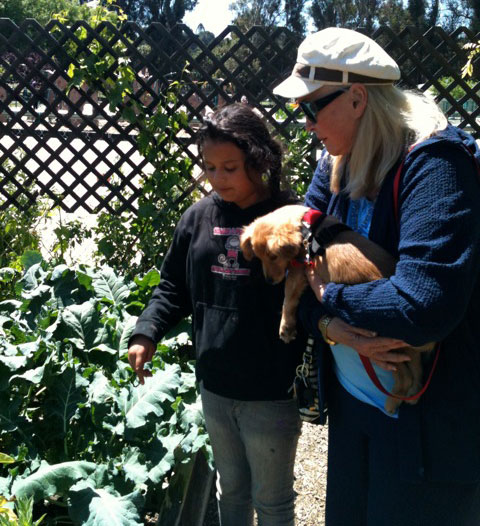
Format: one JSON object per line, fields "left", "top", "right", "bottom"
{"left": 0, "top": 21, "right": 479, "bottom": 214}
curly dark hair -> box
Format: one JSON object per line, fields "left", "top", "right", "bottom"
{"left": 196, "top": 103, "right": 285, "bottom": 198}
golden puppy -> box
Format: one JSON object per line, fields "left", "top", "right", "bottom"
{"left": 240, "top": 204, "right": 434, "bottom": 413}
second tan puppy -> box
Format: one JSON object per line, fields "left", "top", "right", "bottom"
{"left": 240, "top": 204, "right": 434, "bottom": 413}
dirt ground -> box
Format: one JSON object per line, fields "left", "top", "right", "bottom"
{"left": 203, "top": 422, "right": 328, "bottom": 526}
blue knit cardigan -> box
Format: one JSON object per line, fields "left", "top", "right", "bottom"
{"left": 300, "top": 125, "right": 480, "bottom": 484}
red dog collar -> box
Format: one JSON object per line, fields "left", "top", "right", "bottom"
{"left": 302, "top": 208, "right": 324, "bottom": 225}
{"left": 290, "top": 208, "right": 325, "bottom": 268}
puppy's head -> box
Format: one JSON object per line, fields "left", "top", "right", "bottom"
{"left": 240, "top": 205, "right": 306, "bottom": 284}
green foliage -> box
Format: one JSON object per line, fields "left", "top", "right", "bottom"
{"left": 0, "top": 157, "right": 92, "bottom": 301}
{"left": 52, "top": 0, "right": 196, "bottom": 276}
{"left": 0, "top": 495, "right": 45, "bottom": 526}
{"left": 0, "top": 158, "right": 46, "bottom": 303}
{"left": 308, "top": 0, "right": 458, "bottom": 32}
{"left": 229, "top": 0, "right": 307, "bottom": 34}
{"left": 0, "top": 0, "right": 88, "bottom": 25}
{"left": 462, "top": 40, "right": 480, "bottom": 79}
{"left": 90, "top": 85, "right": 196, "bottom": 274}
{"left": 0, "top": 160, "right": 44, "bottom": 274}
{"left": 0, "top": 496, "right": 16, "bottom": 525}
{"left": 377, "top": 0, "right": 412, "bottom": 30}
{"left": 283, "top": 125, "right": 318, "bottom": 198}
{"left": 430, "top": 76, "right": 478, "bottom": 100}
{"left": 308, "top": 0, "right": 385, "bottom": 31}
{"left": 0, "top": 261, "right": 211, "bottom": 524}
{"left": 115, "top": 0, "right": 199, "bottom": 27}
{"left": 49, "top": 214, "right": 92, "bottom": 265}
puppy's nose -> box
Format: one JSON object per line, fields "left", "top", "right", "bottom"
{"left": 265, "top": 276, "right": 276, "bottom": 285}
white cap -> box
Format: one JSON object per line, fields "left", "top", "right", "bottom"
{"left": 273, "top": 27, "right": 400, "bottom": 98}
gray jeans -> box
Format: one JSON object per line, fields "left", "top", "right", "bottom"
{"left": 200, "top": 385, "right": 302, "bottom": 526}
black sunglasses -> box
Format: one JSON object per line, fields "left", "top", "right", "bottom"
{"left": 298, "top": 89, "right": 348, "bottom": 123}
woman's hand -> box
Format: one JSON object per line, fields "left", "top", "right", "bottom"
{"left": 128, "top": 335, "right": 156, "bottom": 385}
{"left": 306, "top": 266, "right": 410, "bottom": 370}
{"left": 306, "top": 266, "right": 327, "bottom": 302}
{"left": 326, "top": 317, "right": 410, "bottom": 371}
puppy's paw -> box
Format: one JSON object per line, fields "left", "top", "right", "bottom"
{"left": 385, "top": 396, "right": 401, "bottom": 414}
{"left": 279, "top": 322, "right": 297, "bottom": 343}
{"left": 405, "top": 383, "right": 421, "bottom": 405}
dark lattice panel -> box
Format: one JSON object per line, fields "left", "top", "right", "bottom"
{"left": 0, "top": 19, "right": 304, "bottom": 212}
{"left": 0, "top": 20, "right": 479, "bottom": 213}
{"left": 368, "top": 26, "right": 480, "bottom": 130}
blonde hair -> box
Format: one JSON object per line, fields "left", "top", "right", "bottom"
{"left": 330, "top": 85, "right": 448, "bottom": 199}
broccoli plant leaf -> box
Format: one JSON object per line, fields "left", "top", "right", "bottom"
{"left": 11, "top": 364, "right": 46, "bottom": 385}
{"left": 0, "top": 355, "right": 28, "bottom": 371}
{"left": 147, "top": 434, "right": 184, "bottom": 484}
{"left": 134, "top": 269, "right": 160, "bottom": 291}
{"left": 121, "top": 365, "right": 181, "bottom": 429}
{"left": 0, "top": 395, "right": 25, "bottom": 434}
{"left": 17, "top": 263, "right": 46, "bottom": 294}
{"left": 91, "top": 268, "right": 132, "bottom": 308}
{"left": 49, "top": 265, "right": 90, "bottom": 307}
{"left": 69, "top": 486, "right": 144, "bottom": 526}
{"left": 12, "top": 460, "right": 98, "bottom": 502}
{"left": 0, "top": 262, "right": 205, "bottom": 524}
{"left": 44, "top": 366, "right": 89, "bottom": 437}
{"left": 87, "top": 371, "right": 116, "bottom": 405}
{"left": 57, "top": 301, "right": 109, "bottom": 351}
{"left": 121, "top": 449, "right": 149, "bottom": 486}
{"left": 118, "top": 315, "right": 137, "bottom": 355}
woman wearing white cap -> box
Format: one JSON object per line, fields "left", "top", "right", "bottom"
{"left": 274, "top": 27, "right": 480, "bottom": 525}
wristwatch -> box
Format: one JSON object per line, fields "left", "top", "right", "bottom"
{"left": 318, "top": 315, "right": 336, "bottom": 345}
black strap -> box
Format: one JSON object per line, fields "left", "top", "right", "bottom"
{"left": 309, "top": 222, "right": 352, "bottom": 258}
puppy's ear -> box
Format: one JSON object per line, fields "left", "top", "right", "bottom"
{"left": 240, "top": 226, "right": 255, "bottom": 260}
{"left": 267, "top": 226, "right": 302, "bottom": 260}
{"left": 279, "top": 243, "right": 300, "bottom": 260}
{"left": 268, "top": 240, "right": 299, "bottom": 260}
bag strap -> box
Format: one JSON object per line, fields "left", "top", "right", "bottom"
{"left": 360, "top": 144, "right": 420, "bottom": 401}
{"left": 359, "top": 344, "right": 441, "bottom": 402}
{"left": 392, "top": 157, "right": 404, "bottom": 225}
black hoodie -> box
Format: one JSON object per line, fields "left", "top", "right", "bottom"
{"left": 131, "top": 193, "right": 306, "bottom": 400}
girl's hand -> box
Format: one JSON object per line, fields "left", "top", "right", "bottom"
{"left": 326, "top": 317, "right": 411, "bottom": 371}
{"left": 128, "top": 335, "right": 156, "bottom": 385}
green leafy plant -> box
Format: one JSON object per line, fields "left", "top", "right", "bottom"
{"left": 51, "top": 0, "right": 197, "bottom": 276}
{"left": 0, "top": 158, "right": 45, "bottom": 272}
{"left": 462, "top": 40, "right": 480, "bottom": 78}
{"left": 0, "top": 157, "right": 47, "bottom": 302}
{"left": 0, "top": 155, "right": 93, "bottom": 301}
{"left": 48, "top": 210, "right": 92, "bottom": 265}
{"left": 0, "top": 496, "right": 45, "bottom": 526}
{"left": 429, "top": 76, "right": 479, "bottom": 100}
{"left": 428, "top": 75, "right": 479, "bottom": 122}
{"left": 0, "top": 261, "right": 211, "bottom": 524}
{"left": 90, "top": 83, "right": 197, "bottom": 274}
{"left": 283, "top": 126, "right": 318, "bottom": 198}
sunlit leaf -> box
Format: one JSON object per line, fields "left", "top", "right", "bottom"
{"left": 121, "top": 365, "right": 181, "bottom": 429}
{"left": 12, "top": 461, "right": 98, "bottom": 502}
{"left": 69, "top": 485, "right": 144, "bottom": 526}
